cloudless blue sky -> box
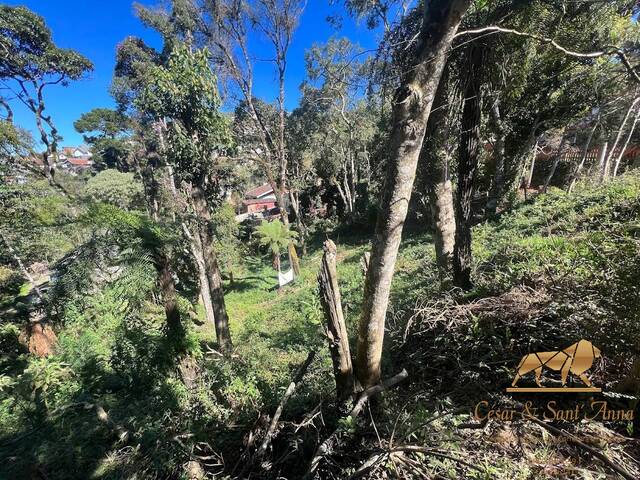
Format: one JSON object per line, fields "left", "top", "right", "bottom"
{"left": 5, "top": 0, "right": 381, "bottom": 147}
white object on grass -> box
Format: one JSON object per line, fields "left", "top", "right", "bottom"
{"left": 278, "top": 268, "right": 294, "bottom": 287}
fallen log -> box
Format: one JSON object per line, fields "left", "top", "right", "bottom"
{"left": 256, "top": 350, "right": 316, "bottom": 459}
{"left": 235, "top": 350, "right": 316, "bottom": 477}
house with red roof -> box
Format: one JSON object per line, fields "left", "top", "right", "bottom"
{"left": 241, "top": 183, "right": 278, "bottom": 214}
{"left": 54, "top": 146, "right": 93, "bottom": 173}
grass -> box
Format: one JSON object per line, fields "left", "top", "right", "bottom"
{"left": 1, "top": 173, "right": 639, "bottom": 479}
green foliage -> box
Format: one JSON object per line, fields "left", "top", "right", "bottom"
{"left": 0, "top": 3, "right": 93, "bottom": 209}
{"left": 74, "top": 109, "right": 131, "bottom": 170}
{"left": 211, "top": 203, "right": 244, "bottom": 277}
{"left": 84, "top": 170, "right": 143, "bottom": 209}
{"left": 0, "top": 182, "right": 84, "bottom": 265}
{"left": 0, "top": 6, "right": 93, "bottom": 81}
{"left": 255, "top": 220, "right": 298, "bottom": 269}
{"left": 136, "top": 43, "right": 232, "bottom": 184}
{"left": 74, "top": 108, "right": 130, "bottom": 140}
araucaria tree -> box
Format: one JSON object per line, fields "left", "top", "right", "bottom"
{"left": 137, "top": 44, "right": 234, "bottom": 352}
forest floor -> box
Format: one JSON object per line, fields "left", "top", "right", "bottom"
{"left": 2, "top": 174, "right": 640, "bottom": 479}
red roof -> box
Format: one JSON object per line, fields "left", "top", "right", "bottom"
{"left": 242, "top": 198, "right": 276, "bottom": 206}
{"left": 66, "top": 157, "right": 92, "bottom": 166}
{"left": 245, "top": 184, "right": 274, "bottom": 199}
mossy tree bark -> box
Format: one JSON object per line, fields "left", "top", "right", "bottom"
{"left": 355, "top": 0, "right": 473, "bottom": 389}
{"left": 420, "top": 67, "right": 456, "bottom": 276}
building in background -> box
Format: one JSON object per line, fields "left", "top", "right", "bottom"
{"left": 55, "top": 146, "right": 93, "bottom": 173}
{"left": 241, "top": 183, "right": 278, "bottom": 214}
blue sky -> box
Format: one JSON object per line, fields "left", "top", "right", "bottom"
{"left": 4, "top": 0, "right": 381, "bottom": 147}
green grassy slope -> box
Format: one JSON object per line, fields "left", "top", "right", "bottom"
{"left": 1, "top": 174, "right": 639, "bottom": 479}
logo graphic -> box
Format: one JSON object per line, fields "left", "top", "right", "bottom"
{"left": 507, "top": 339, "right": 601, "bottom": 393}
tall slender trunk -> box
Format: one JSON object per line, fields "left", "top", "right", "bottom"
{"left": 486, "top": 97, "right": 506, "bottom": 216}
{"left": 140, "top": 161, "right": 183, "bottom": 335}
{"left": 606, "top": 97, "right": 640, "bottom": 170}
{"left": 613, "top": 107, "right": 640, "bottom": 177}
{"left": 274, "top": 187, "right": 301, "bottom": 277}
{"left": 543, "top": 130, "right": 567, "bottom": 193}
{"left": 526, "top": 139, "right": 538, "bottom": 190}
{"left": 598, "top": 142, "right": 610, "bottom": 183}
{"left": 567, "top": 120, "right": 598, "bottom": 193}
{"left": 157, "top": 252, "right": 183, "bottom": 340}
{"left": 191, "top": 186, "right": 233, "bottom": 352}
{"left": 289, "top": 191, "right": 307, "bottom": 256}
{"left": 421, "top": 67, "right": 456, "bottom": 275}
{"left": 355, "top": 0, "right": 472, "bottom": 389}
{"left": 182, "top": 223, "right": 217, "bottom": 328}
{"left": 452, "top": 45, "right": 483, "bottom": 290}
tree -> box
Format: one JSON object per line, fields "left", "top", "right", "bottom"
{"left": 296, "top": 38, "right": 378, "bottom": 222}
{"left": 355, "top": 0, "right": 473, "bottom": 389}
{"left": 204, "top": 0, "right": 305, "bottom": 274}
{"left": 85, "top": 170, "right": 144, "bottom": 209}
{"left": 452, "top": 44, "right": 482, "bottom": 290}
{"left": 137, "top": 43, "right": 235, "bottom": 352}
{"left": 418, "top": 62, "right": 457, "bottom": 276}
{"left": 74, "top": 108, "right": 131, "bottom": 171}
{"left": 255, "top": 220, "right": 298, "bottom": 273}
{"left": 0, "top": 6, "right": 93, "bottom": 189}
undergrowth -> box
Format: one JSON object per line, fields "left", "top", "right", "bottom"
{"left": 1, "top": 174, "right": 639, "bottom": 478}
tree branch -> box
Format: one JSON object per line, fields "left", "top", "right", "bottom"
{"left": 453, "top": 26, "right": 640, "bottom": 85}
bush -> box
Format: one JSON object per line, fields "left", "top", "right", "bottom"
{"left": 85, "top": 169, "right": 143, "bottom": 209}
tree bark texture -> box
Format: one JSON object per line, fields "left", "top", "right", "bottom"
{"left": 157, "top": 252, "right": 183, "bottom": 340}
{"left": 191, "top": 186, "right": 233, "bottom": 352}
{"left": 355, "top": 0, "right": 472, "bottom": 389}
{"left": 420, "top": 70, "right": 456, "bottom": 275}
{"left": 182, "top": 222, "right": 217, "bottom": 328}
{"left": 318, "top": 240, "right": 354, "bottom": 401}
{"left": 598, "top": 142, "right": 609, "bottom": 183}
{"left": 486, "top": 97, "right": 506, "bottom": 215}
{"left": 452, "top": 44, "right": 483, "bottom": 290}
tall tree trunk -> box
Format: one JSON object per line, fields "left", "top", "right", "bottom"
{"left": 191, "top": 187, "right": 233, "bottom": 352}
{"left": 526, "top": 139, "right": 538, "bottom": 190}
{"left": 486, "top": 97, "right": 506, "bottom": 216}
{"left": 606, "top": 97, "right": 640, "bottom": 170}
{"left": 289, "top": 190, "right": 307, "bottom": 256}
{"left": 567, "top": 120, "right": 598, "bottom": 193}
{"left": 139, "top": 162, "right": 183, "bottom": 335}
{"left": 543, "top": 130, "right": 567, "bottom": 193}
{"left": 157, "top": 251, "right": 183, "bottom": 340}
{"left": 274, "top": 187, "right": 301, "bottom": 277}
{"left": 452, "top": 45, "right": 483, "bottom": 290}
{"left": 355, "top": 0, "right": 472, "bottom": 389}
{"left": 613, "top": 107, "right": 640, "bottom": 177}
{"left": 318, "top": 240, "right": 354, "bottom": 402}
{"left": 182, "top": 223, "right": 217, "bottom": 328}
{"left": 421, "top": 67, "right": 456, "bottom": 275}
{"left": 598, "top": 142, "right": 610, "bottom": 183}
